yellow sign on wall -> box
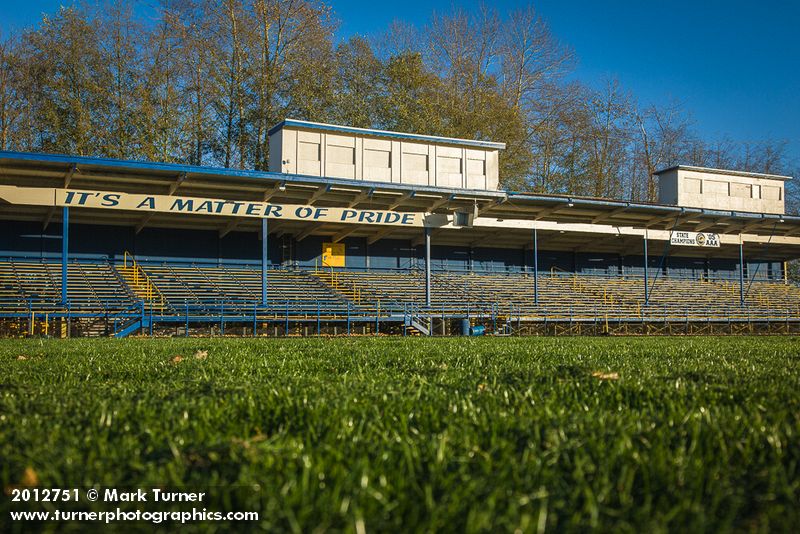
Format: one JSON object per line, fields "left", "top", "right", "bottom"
{"left": 322, "top": 242, "right": 345, "bottom": 267}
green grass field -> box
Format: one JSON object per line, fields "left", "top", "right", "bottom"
{"left": 2, "top": 336, "right": 800, "bottom": 532}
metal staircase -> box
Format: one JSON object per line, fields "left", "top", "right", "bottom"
{"left": 110, "top": 303, "right": 151, "bottom": 338}
{"left": 404, "top": 304, "right": 431, "bottom": 336}
{"left": 312, "top": 266, "right": 364, "bottom": 305}
{"left": 115, "top": 252, "right": 167, "bottom": 310}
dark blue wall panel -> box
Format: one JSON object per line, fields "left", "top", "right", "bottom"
{"left": 432, "top": 245, "right": 469, "bottom": 272}
{"left": 0, "top": 220, "right": 786, "bottom": 281}
{"left": 294, "top": 235, "right": 323, "bottom": 269}
{"left": 473, "top": 247, "right": 524, "bottom": 272}
{"left": 666, "top": 257, "right": 706, "bottom": 279}
{"left": 709, "top": 258, "right": 740, "bottom": 280}
{"left": 219, "top": 231, "right": 261, "bottom": 266}
{"left": 0, "top": 221, "right": 59, "bottom": 258}
{"left": 368, "top": 239, "right": 416, "bottom": 270}
{"left": 621, "top": 255, "right": 669, "bottom": 278}
{"left": 345, "top": 238, "right": 367, "bottom": 270}
{"left": 135, "top": 228, "right": 220, "bottom": 264}
{"left": 537, "top": 251, "right": 573, "bottom": 274}
{"left": 747, "top": 260, "right": 781, "bottom": 281}
{"left": 576, "top": 253, "right": 619, "bottom": 276}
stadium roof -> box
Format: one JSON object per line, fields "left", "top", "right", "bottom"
{"left": 267, "top": 119, "right": 507, "bottom": 150}
{"left": 654, "top": 165, "right": 792, "bottom": 181}
{"left": 1, "top": 151, "right": 799, "bottom": 260}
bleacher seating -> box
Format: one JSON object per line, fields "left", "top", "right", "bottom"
{"left": 325, "top": 269, "right": 800, "bottom": 320}
{"left": 140, "top": 264, "right": 348, "bottom": 313}
{"left": 1, "top": 258, "right": 799, "bottom": 324}
{"left": 0, "top": 260, "right": 137, "bottom": 311}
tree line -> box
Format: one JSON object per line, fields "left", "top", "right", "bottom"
{"left": 0, "top": 1, "right": 795, "bottom": 208}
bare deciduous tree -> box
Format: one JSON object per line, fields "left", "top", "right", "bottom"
{"left": 0, "top": 0, "right": 791, "bottom": 206}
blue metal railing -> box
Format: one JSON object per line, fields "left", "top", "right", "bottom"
{"left": 2, "top": 257, "right": 798, "bottom": 328}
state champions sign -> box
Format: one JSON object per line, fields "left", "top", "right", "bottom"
{"left": 0, "top": 186, "right": 424, "bottom": 227}
{"left": 670, "top": 231, "right": 720, "bottom": 247}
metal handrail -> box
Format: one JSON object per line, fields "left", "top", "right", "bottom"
{"left": 120, "top": 252, "right": 167, "bottom": 306}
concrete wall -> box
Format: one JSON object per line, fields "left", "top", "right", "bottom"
{"left": 270, "top": 126, "right": 501, "bottom": 191}
{"left": 658, "top": 167, "right": 786, "bottom": 214}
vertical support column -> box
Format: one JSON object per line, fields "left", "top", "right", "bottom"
{"left": 643, "top": 232, "right": 649, "bottom": 306}
{"left": 424, "top": 227, "right": 431, "bottom": 307}
{"left": 533, "top": 227, "right": 539, "bottom": 306}
{"left": 739, "top": 238, "right": 745, "bottom": 306}
{"left": 61, "top": 207, "right": 69, "bottom": 306}
{"left": 261, "top": 218, "right": 269, "bottom": 305}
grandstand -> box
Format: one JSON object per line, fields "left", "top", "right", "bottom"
{"left": 1, "top": 119, "right": 799, "bottom": 337}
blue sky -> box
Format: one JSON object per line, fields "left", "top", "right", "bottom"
{"left": 2, "top": 0, "right": 798, "bottom": 166}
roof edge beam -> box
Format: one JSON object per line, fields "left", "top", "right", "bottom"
{"left": 295, "top": 222, "right": 324, "bottom": 242}
{"left": 388, "top": 191, "right": 415, "bottom": 210}
{"left": 167, "top": 172, "right": 188, "bottom": 195}
{"left": 348, "top": 187, "right": 375, "bottom": 208}
{"left": 591, "top": 205, "right": 629, "bottom": 224}
{"left": 332, "top": 226, "right": 359, "bottom": 243}
{"left": 367, "top": 227, "right": 397, "bottom": 245}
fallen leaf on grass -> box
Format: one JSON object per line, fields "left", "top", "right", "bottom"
{"left": 232, "top": 433, "right": 268, "bottom": 449}
{"left": 477, "top": 383, "right": 487, "bottom": 392}
{"left": 194, "top": 350, "right": 208, "bottom": 360}
{"left": 591, "top": 371, "right": 619, "bottom": 380}
{"left": 16, "top": 355, "right": 28, "bottom": 361}
{"left": 21, "top": 467, "right": 39, "bottom": 487}
{"left": 2, "top": 467, "right": 40, "bottom": 496}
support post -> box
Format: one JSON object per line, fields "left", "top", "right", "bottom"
{"left": 643, "top": 233, "right": 649, "bottom": 305}
{"left": 424, "top": 227, "right": 431, "bottom": 307}
{"left": 261, "top": 218, "right": 269, "bottom": 305}
{"left": 533, "top": 227, "right": 539, "bottom": 306}
{"left": 739, "top": 239, "right": 745, "bottom": 306}
{"left": 61, "top": 207, "right": 69, "bottom": 305}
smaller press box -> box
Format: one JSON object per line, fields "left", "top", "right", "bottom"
{"left": 656, "top": 165, "right": 789, "bottom": 214}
